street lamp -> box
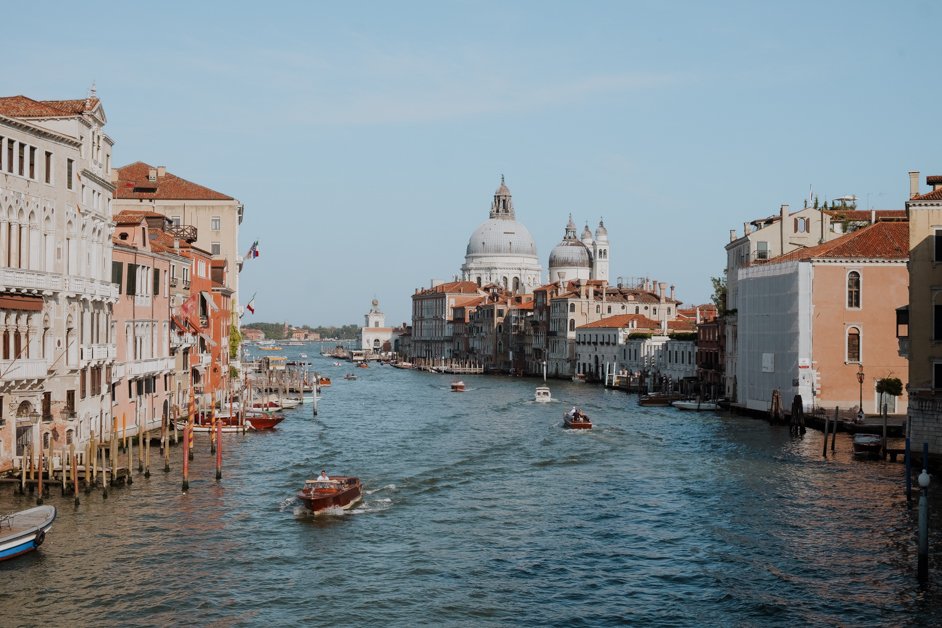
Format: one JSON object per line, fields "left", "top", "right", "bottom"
{"left": 856, "top": 364, "right": 865, "bottom": 415}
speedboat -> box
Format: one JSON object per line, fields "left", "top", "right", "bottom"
{"left": 297, "top": 476, "right": 362, "bottom": 513}
{"left": 671, "top": 399, "right": 720, "bottom": 411}
{"left": 357, "top": 362, "right": 369, "bottom": 369}
{"left": 318, "top": 376, "right": 332, "bottom": 387}
{"left": 0, "top": 505, "right": 56, "bottom": 562}
{"left": 853, "top": 434, "right": 882, "bottom": 459}
{"left": 451, "top": 380, "right": 465, "bottom": 392}
{"left": 344, "top": 373, "right": 357, "bottom": 381}
{"left": 563, "top": 409, "right": 592, "bottom": 429}
{"left": 534, "top": 386, "right": 552, "bottom": 403}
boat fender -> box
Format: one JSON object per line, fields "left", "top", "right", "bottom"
{"left": 34, "top": 529, "right": 46, "bottom": 547}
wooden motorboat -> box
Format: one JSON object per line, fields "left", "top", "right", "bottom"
{"left": 318, "top": 376, "right": 332, "bottom": 387}
{"left": 451, "top": 380, "right": 466, "bottom": 392}
{"left": 853, "top": 434, "right": 882, "bottom": 459}
{"left": 297, "top": 476, "right": 362, "bottom": 513}
{"left": 639, "top": 392, "right": 683, "bottom": 407}
{"left": 671, "top": 399, "right": 721, "bottom": 411}
{"left": 357, "top": 362, "right": 369, "bottom": 369}
{"left": 344, "top": 373, "right": 357, "bottom": 381}
{"left": 0, "top": 505, "right": 56, "bottom": 562}
{"left": 245, "top": 412, "right": 285, "bottom": 430}
{"left": 564, "top": 408, "right": 592, "bottom": 429}
{"left": 534, "top": 386, "right": 552, "bottom": 403}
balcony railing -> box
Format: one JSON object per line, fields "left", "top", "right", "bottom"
{"left": 125, "top": 357, "right": 175, "bottom": 378}
{"left": 0, "top": 267, "right": 63, "bottom": 292}
{"left": 167, "top": 225, "right": 198, "bottom": 242}
{"left": 169, "top": 277, "right": 179, "bottom": 287}
{"left": 0, "top": 359, "right": 49, "bottom": 382}
{"left": 65, "top": 276, "right": 119, "bottom": 300}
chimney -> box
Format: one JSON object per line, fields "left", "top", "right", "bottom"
{"left": 871, "top": 209, "right": 876, "bottom": 224}
{"left": 670, "top": 285, "right": 675, "bottom": 301}
{"left": 148, "top": 168, "right": 157, "bottom": 182}
{"left": 910, "top": 171, "right": 920, "bottom": 199}
{"left": 743, "top": 222, "right": 751, "bottom": 236}
{"left": 780, "top": 203, "right": 789, "bottom": 218}
{"left": 729, "top": 229, "right": 737, "bottom": 242}
{"left": 157, "top": 166, "right": 166, "bottom": 178}
{"left": 659, "top": 282, "right": 666, "bottom": 303}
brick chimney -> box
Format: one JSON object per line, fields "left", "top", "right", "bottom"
{"left": 658, "top": 282, "right": 667, "bottom": 304}
{"left": 910, "top": 171, "right": 920, "bottom": 198}
{"left": 157, "top": 166, "right": 166, "bottom": 178}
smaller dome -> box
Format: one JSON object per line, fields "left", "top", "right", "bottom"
{"left": 371, "top": 298, "right": 379, "bottom": 307}
{"left": 581, "top": 224, "right": 593, "bottom": 241}
{"left": 549, "top": 240, "right": 591, "bottom": 269}
{"left": 595, "top": 220, "right": 608, "bottom": 240}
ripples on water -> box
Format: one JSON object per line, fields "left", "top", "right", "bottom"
{"left": 1, "top": 347, "right": 938, "bottom": 626}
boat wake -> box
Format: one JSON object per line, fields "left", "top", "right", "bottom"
{"left": 365, "top": 483, "right": 396, "bottom": 495}
{"left": 351, "top": 497, "right": 392, "bottom": 515}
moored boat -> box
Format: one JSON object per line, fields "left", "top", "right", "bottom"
{"left": 671, "top": 399, "right": 721, "bottom": 411}
{"left": 639, "top": 392, "right": 683, "bottom": 407}
{"left": 853, "top": 434, "right": 882, "bottom": 459}
{"left": 563, "top": 408, "right": 592, "bottom": 429}
{"left": 451, "top": 380, "right": 465, "bottom": 392}
{"left": 297, "top": 476, "right": 362, "bottom": 513}
{"left": 246, "top": 412, "right": 286, "bottom": 430}
{"left": 534, "top": 386, "right": 552, "bottom": 403}
{"left": 0, "top": 505, "right": 56, "bottom": 562}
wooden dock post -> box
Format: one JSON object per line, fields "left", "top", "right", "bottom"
{"left": 61, "top": 447, "right": 67, "bottom": 495}
{"left": 36, "top": 438, "right": 44, "bottom": 506}
{"left": 822, "top": 413, "right": 830, "bottom": 458}
{"left": 831, "top": 407, "right": 837, "bottom": 452}
{"left": 164, "top": 427, "right": 171, "bottom": 473}
{"left": 144, "top": 431, "right": 151, "bottom": 478}
{"left": 182, "top": 423, "right": 190, "bottom": 492}
{"left": 882, "top": 405, "right": 888, "bottom": 461}
{"left": 126, "top": 434, "right": 133, "bottom": 485}
{"left": 110, "top": 429, "right": 117, "bottom": 485}
{"left": 20, "top": 446, "right": 26, "bottom": 495}
{"left": 215, "top": 419, "right": 222, "bottom": 481}
{"left": 101, "top": 442, "right": 109, "bottom": 499}
{"left": 71, "top": 443, "right": 79, "bottom": 506}
{"left": 138, "top": 427, "right": 144, "bottom": 473}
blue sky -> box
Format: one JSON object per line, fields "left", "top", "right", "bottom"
{"left": 5, "top": 1, "right": 941, "bottom": 325}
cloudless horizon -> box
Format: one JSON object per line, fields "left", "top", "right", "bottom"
{"left": 5, "top": 1, "right": 941, "bottom": 326}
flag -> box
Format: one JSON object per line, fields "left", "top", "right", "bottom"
{"left": 245, "top": 240, "right": 259, "bottom": 259}
{"left": 244, "top": 293, "right": 257, "bottom": 316}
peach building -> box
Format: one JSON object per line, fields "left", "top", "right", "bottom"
{"left": 735, "top": 221, "right": 909, "bottom": 414}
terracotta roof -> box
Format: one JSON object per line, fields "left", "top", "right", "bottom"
{"left": 114, "top": 162, "right": 234, "bottom": 201}
{"left": 772, "top": 221, "right": 909, "bottom": 263}
{"left": 926, "top": 176, "right": 942, "bottom": 186}
{"left": 912, "top": 188, "right": 942, "bottom": 201}
{"left": 824, "top": 209, "right": 907, "bottom": 221}
{"left": 580, "top": 314, "right": 660, "bottom": 329}
{"left": 0, "top": 95, "right": 98, "bottom": 118}
{"left": 415, "top": 280, "right": 482, "bottom": 295}
{"left": 452, "top": 295, "right": 485, "bottom": 308}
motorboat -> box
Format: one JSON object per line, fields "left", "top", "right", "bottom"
{"left": 357, "top": 362, "right": 369, "bottom": 369}
{"left": 344, "top": 373, "right": 357, "bottom": 381}
{"left": 0, "top": 505, "right": 56, "bottom": 562}
{"left": 245, "top": 412, "right": 285, "bottom": 430}
{"left": 451, "top": 380, "right": 466, "bottom": 392}
{"left": 534, "top": 386, "right": 552, "bottom": 403}
{"left": 563, "top": 408, "right": 592, "bottom": 429}
{"left": 853, "top": 434, "right": 882, "bottom": 459}
{"left": 299, "top": 353, "right": 308, "bottom": 358}
{"left": 297, "top": 476, "right": 362, "bottom": 513}
{"left": 671, "top": 399, "right": 721, "bottom": 411}
{"left": 318, "top": 376, "right": 332, "bottom": 387}
{"left": 638, "top": 392, "right": 683, "bottom": 407}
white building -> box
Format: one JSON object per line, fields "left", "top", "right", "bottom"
{"left": 361, "top": 298, "right": 394, "bottom": 354}
{"left": 0, "top": 92, "right": 118, "bottom": 472}
{"left": 547, "top": 216, "right": 609, "bottom": 284}
{"left": 460, "top": 177, "right": 542, "bottom": 293}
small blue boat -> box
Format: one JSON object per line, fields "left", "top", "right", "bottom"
{"left": 0, "top": 505, "right": 56, "bottom": 562}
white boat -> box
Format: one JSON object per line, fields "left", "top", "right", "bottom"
{"left": 671, "top": 399, "right": 721, "bottom": 411}
{"left": 534, "top": 386, "right": 552, "bottom": 403}
{"left": 0, "top": 505, "right": 56, "bottom": 562}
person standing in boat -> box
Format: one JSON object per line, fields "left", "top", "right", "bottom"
{"left": 317, "top": 470, "right": 330, "bottom": 481}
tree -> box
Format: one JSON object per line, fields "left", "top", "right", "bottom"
{"left": 229, "top": 324, "right": 242, "bottom": 359}
{"left": 710, "top": 272, "right": 728, "bottom": 316}
{"left": 876, "top": 377, "right": 903, "bottom": 413}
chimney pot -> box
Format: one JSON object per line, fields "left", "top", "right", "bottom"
{"left": 148, "top": 168, "right": 157, "bottom": 182}
{"left": 780, "top": 203, "right": 789, "bottom": 216}
{"left": 743, "top": 222, "right": 751, "bottom": 236}
{"left": 910, "top": 171, "right": 920, "bottom": 199}
{"left": 730, "top": 229, "right": 737, "bottom": 242}
{"left": 157, "top": 166, "right": 166, "bottom": 177}
{"left": 670, "top": 285, "right": 675, "bottom": 300}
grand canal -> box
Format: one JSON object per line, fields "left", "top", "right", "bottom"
{"left": 2, "top": 344, "right": 940, "bottom": 626}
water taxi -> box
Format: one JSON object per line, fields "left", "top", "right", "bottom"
{"left": 534, "top": 386, "right": 552, "bottom": 403}
{"left": 297, "top": 476, "right": 362, "bottom": 513}
{"left": 451, "top": 380, "right": 466, "bottom": 392}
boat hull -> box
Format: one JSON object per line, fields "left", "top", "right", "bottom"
{"left": 671, "top": 400, "right": 720, "bottom": 411}
{"left": 246, "top": 414, "right": 285, "bottom": 430}
{"left": 297, "top": 477, "right": 362, "bottom": 513}
{"left": 0, "top": 505, "right": 56, "bottom": 562}
{"left": 853, "top": 435, "right": 882, "bottom": 459}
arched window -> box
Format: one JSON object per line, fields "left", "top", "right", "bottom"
{"left": 569, "top": 303, "right": 575, "bottom": 313}
{"left": 847, "top": 327, "right": 861, "bottom": 362}
{"left": 847, "top": 271, "right": 861, "bottom": 308}
{"left": 569, "top": 319, "right": 575, "bottom": 332}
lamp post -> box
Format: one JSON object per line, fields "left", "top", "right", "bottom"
{"left": 856, "top": 364, "right": 865, "bottom": 415}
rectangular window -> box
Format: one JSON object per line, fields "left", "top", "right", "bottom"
{"left": 66, "top": 390, "right": 75, "bottom": 413}
{"left": 211, "top": 216, "right": 221, "bottom": 231}
{"left": 44, "top": 151, "right": 52, "bottom": 183}
{"left": 67, "top": 159, "right": 74, "bottom": 189}
{"left": 42, "top": 392, "right": 51, "bottom": 421}
{"left": 211, "top": 242, "right": 221, "bottom": 256}
{"left": 756, "top": 241, "right": 769, "bottom": 260}
{"left": 936, "top": 304, "right": 942, "bottom": 341}
{"left": 5, "top": 140, "right": 12, "bottom": 173}
{"left": 18, "top": 143, "right": 25, "bottom": 176}
{"left": 153, "top": 269, "right": 160, "bottom": 296}
{"left": 112, "top": 261, "right": 123, "bottom": 292}
{"left": 126, "top": 263, "right": 137, "bottom": 295}
{"left": 171, "top": 216, "right": 181, "bottom": 227}
{"left": 28, "top": 146, "right": 36, "bottom": 179}
{"left": 936, "top": 230, "right": 942, "bottom": 263}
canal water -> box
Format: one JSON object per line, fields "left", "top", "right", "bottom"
{"left": 2, "top": 345, "right": 940, "bottom": 626}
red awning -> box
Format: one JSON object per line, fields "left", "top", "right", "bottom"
{"left": 0, "top": 294, "right": 43, "bottom": 311}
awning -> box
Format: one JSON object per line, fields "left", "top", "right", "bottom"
{"left": 0, "top": 294, "right": 43, "bottom": 311}
{"left": 201, "top": 291, "right": 219, "bottom": 312}
{"left": 200, "top": 332, "right": 217, "bottom": 348}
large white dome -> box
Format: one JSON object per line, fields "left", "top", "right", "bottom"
{"left": 466, "top": 219, "right": 538, "bottom": 257}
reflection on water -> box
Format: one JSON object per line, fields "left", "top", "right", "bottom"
{"left": 2, "top": 345, "right": 940, "bottom": 626}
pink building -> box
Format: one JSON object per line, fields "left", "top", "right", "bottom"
{"left": 111, "top": 213, "right": 175, "bottom": 436}
{"left": 735, "top": 221, "right": 909, "bottom": 414}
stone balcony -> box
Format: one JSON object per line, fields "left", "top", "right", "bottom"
{"left": 126, "top": 357, "right": 175, "bottom": 378}
{"left": 80, "top": 343, "right": 116, "bottom": 364}
{"left": 134, "top": 294, "right": 152, "bottom": 307}
{"left": 65, "top": 276, "right": 119, "bottom": 301}
{"left": 0, "top": 267, "right": 63, "bottom": 293}
{"left": 0, "top": 358, "right": 49, "bottom": 382}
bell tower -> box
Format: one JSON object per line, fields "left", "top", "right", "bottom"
{"left": 592, "top": 220, "right": 610, "bottom": 281}
{"left": 489, "top": 175, "right": 515, "bottom": 220}
{"left": 364, "top": 299, "right": 385, "bottom": 329}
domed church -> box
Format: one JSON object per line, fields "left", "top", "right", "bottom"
{"left": 461, "top": 177, "right": 543, "bottom": 293}
{"left": 548, "top": 215, "right": 609, "bottom": 283}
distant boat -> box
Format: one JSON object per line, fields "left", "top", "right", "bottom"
{"left": 0, "top": 505, "right": 56, "bottom": 562}
{"left": 451, "top": 380, "right": 465, "bottom": 392}
{"left": 563, "top": 408, "right": 592, "bottom": 429}
{"left": 344, "top": 373, "right": 357, "bottom": 381}
{"left": 639, "top": 392, "right": 683, "bottom": 407}
{"left": 299, "top": 353, "right": 308, "bottom": 358}
{"left": 853, "top": 434, "right": 882, "bottom": 459}
{"left": 534, "top": 386, "right": 552, "bottom": 403}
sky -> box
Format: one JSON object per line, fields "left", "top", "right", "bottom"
{"left": 4, "top": 1, "right": 941, "bottom": 326}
